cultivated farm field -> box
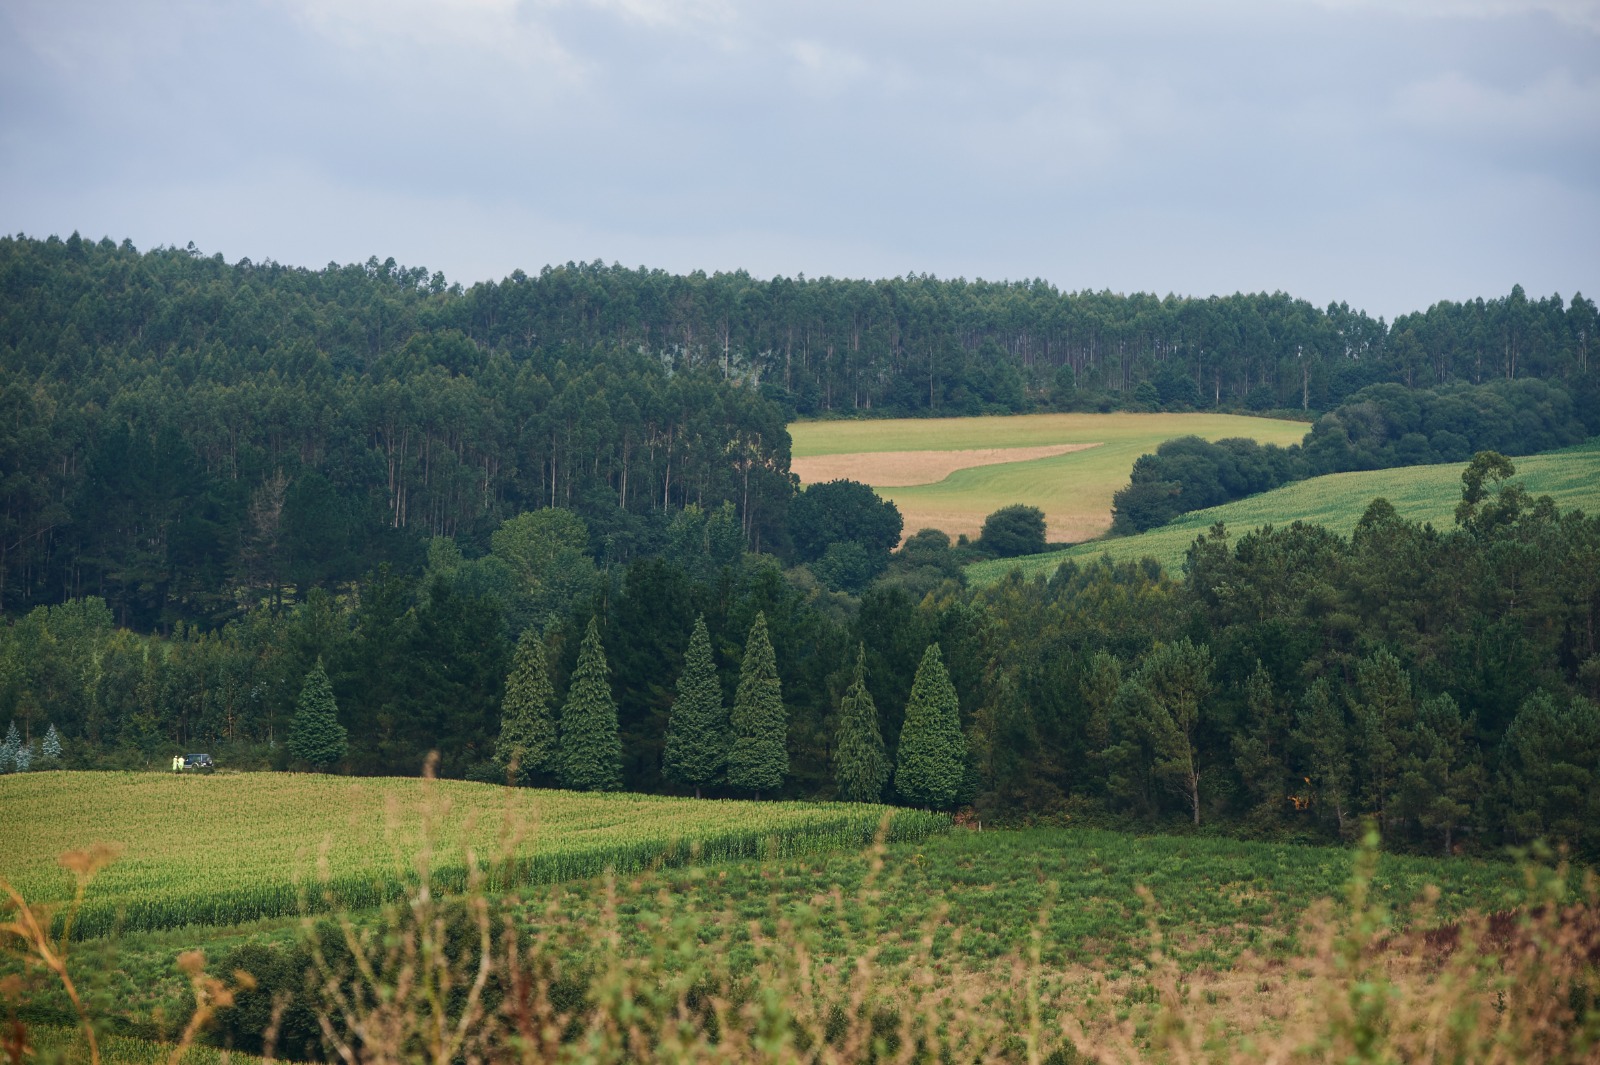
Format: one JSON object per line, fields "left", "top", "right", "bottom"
{"left": 788, "top": 412, "right": 1309, "bottom": 541}
{"left": 968, "top": 436, "right": 1600, "bottom": 583}
{"left": 7, "top": 795, "right": 1546, "bottom": 1061}
{"left": 0, "top": 772, "right": 944, "bottom": 938}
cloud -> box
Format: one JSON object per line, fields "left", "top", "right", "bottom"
{"left": 1297, "top": 0, "right": 1600, "bottom": 31}
{"left": 1392, "top": 68, "right": 1600, "bottom": 145}
{"left": 1, "top": 0, "right": 1594, "bottom": 318}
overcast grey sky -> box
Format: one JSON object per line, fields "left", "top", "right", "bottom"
{"left": 2, "top": 0, "right": 1596, "bottom": 318}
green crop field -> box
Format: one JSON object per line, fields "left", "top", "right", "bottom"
{"left": 788, "top": 412, "right": 1309, "bottom": 541}
{"left": 0, "top": 772, "right": 945, "bottom": 938}
{"left": 8, "top": 820, "right": 1534, "bottom": 1052}
{"left": 510, "top": 825, "right": 1526, "bottom": 973}
{"left": 967, "top": 437, "right": 1600, "bottom": 584}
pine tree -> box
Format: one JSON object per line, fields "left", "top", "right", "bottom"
{"left": 558, "top": 617, "right": 623, "bottom": 792}
{"left": 727, "top": 612, "right": 787, "bottom": 799}
{"left": 39, "top": 724, "right": 62, "bottom": 765}
{"left": 894, "top": 644, "right": 966, "bottom": 809}
{"left": 495, "top": 628, "right": 557, "bottom": 785}
{"left": 1350, "top": 649, "right": 1416, "bottom": 830}
{"left": 1232, "top": 661, "right": 1288, "bottom": 826}
{"left": 833, "top": 644, "right": 889, "bottom": 803}
{"left": 1132, "top": 638, "right": 1214, "bottom": 827}
{"left": 288, "top": 660, "right": 348, "bottom": 771}
{"left": 13, "top": 741, "right": 32, "bottom": 772}
{"left": 1293, "top": 678, "right": 1352, "bottom": 836}
{"left": 663, "top": 615, "right": 728, "bottom": 798}
{"left": 0, "top": 721, "right": 19, "bottom": 774}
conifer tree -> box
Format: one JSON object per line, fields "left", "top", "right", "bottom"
{"left": 495, "top": 628, "right": 557, "bottom": 785}
{"left": 1293, "top": 678, "right": 1352, "bottom": 836}
{"left": 663, "top": 615, "right": 728, "bottom": 798}
{"left": 894, "top": 643, "right": 966, "bottom": 809}
{"left": 834, "top": 644, "right": 889, "bottom": 802}
{"left": 39, "top": 724, "right": 62, "bottom": 766}
{"left": 0, "top": 722, "right": 18, "bottom": 773}
{"left": 727, "top": 612, "right": 787, "bottom": 799}
{"left": 558, "top": 618, "right": 623, "bottom": 791}
{"left": 1232, "top": 661, "right": 1287, "bottom": 826}
{"left": 288, "top": 660, "right": 347, "bottom": 771}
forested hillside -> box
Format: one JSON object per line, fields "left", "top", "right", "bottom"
{"left": 3, "top": 233, "right": 1599, "bottom": 858}
{"left": 4, "top": 233, "right": 1596, "bottom": 626}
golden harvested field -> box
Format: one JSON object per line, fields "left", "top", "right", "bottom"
{"left": 788, "top": 412, "right": 1310, "bottom": 541}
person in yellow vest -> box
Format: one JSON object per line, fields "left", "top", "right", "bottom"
{"left": 173, "top": 754, "right": 182, "bottom": 772}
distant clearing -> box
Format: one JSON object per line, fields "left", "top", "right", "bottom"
{"left": 789, "top": 412, "right": 1309, "bottom": 541}
{"left": 967, "top": 437, "right": 1600, "bottom": 584}
{"left": 791, "top": 442, "right": 1100, "bottom": 487}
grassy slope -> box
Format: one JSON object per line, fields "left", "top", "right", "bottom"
{"left": 0, "top": 772, "right": 942, "bottom": 936}
{"left": 967, "top": 438, "right": 1600, "bottom": 584}
{"left": 789, "top": 412, "right": 1309, "bottom": 541}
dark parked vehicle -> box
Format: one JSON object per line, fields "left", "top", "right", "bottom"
{"left": 183, "top": 753, "right": 214, "bottom": 773}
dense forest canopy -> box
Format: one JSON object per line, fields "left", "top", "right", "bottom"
{"left": 3, "top": 232, "right": 1599, "bottom": 854}
{"left": 2, "top": 232, "right": 1596, "bottom": 628}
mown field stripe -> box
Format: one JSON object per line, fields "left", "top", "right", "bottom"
{"left": 967, "top": 438, "right": 1600, "bottom": 584}
{"left": 0, "top": 772, "right": 948, "bottom": 939}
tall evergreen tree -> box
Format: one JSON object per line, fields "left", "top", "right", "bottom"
{"left": 1399, "top": 693, "right": 1482, "bottom": 853}
{"left": 1350, "top": 649, "right": 1415, "bottom": 830}
{"left": 495, "top": 628, "right": 557, "bottom": 785}
{"left": 0, "top": 722, "right": 18, "bottom": 773}
{"left": 39, "top": 723, "right": 62, "bottom": 765}
{"left": 727, "top": 612, "right": 787, "bottom": 799}
{"left": 288, "top": 660, "right": 348, "bottom": 771}
{"left": 663, "top": 615, "right": 728, "bottom": 798}
{"left": 1232, "top": 661, "right": 1288, "bottom": 826}
{"left": 1293, "top": 678, "right": 1352, "bottom": 836}
{"left": 558, "top": 618, "right": 623, "bottom": 792}
{"left": 1132, "top": 638, "right": 1214, "bottom": 826}
{"left": 834, "top": 644, "right": 890, "bottom": 803}
{"left": 894, "top": 643, "right": 966, "bottom": 809}
{"left": 1497, "top": 690, "right": 1600, "bottom": 856}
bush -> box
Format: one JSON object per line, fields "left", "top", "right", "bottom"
{"left": 979, "top": 505, "right": 1048, "bottom": 557}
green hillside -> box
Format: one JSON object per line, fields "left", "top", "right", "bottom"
{"left": 967, "top": 438, "right": 1600, "bottom": 584}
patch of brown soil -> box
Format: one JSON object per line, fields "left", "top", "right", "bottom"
{"left": 792, "top": 443, "right": 1100, "bottom": 487}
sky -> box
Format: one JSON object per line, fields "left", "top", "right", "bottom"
{"left": 2, "top": 0, "right": 1596, "bottom": 319}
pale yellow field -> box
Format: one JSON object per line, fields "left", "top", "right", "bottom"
{"left": 788, "top": 413, "right": 1310, "bottom": 541}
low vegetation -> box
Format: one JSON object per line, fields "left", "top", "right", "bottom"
{"left": 0, "top": 772, "right": 945, "bottom": 939}
{"left": 5, "top": 802, "right": 1595, "bottom": 1063}
{"left": 969, "top": 437, "right": 1600, "bottom": 582}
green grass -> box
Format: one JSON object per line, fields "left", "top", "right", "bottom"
{"left": 9, "top": 824, "right": 1529, "bottom": 1043}
{"left": 0, "top": 772, "right": 946, "bottom": 938}
{"left": 789, "top": 412, "right": 1309, "bottom": 540}
{"left": 25, "top": 1026, "right": 262, "bottom": 1064}
{"left": 511, "top": 825, "right": 1527, "bottom": 974}
{"left": 967, "top": 438, "right": 1600, "bottom": 584}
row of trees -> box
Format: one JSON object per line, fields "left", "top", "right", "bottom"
{"left": 5, "top": 451, "right": 1597, "bottom": 855}
{"left": 4, "top": 234, "right": 1597, "bottom": 628}
{"left": 1112, "top": 378, "right": 1590, "bottom": 533}
{"left": 489, "top": 611, "right": 968, "bottom": 808}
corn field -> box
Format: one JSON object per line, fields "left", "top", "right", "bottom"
{"left": 0, "top": 772, "right": 947, "bottom": 939}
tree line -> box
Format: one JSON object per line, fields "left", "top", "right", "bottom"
{"left": 1112, "top": 377, "right": 1592, "bottom": 533}
{"left": 4, "top": 233, "right": 1597, "bottom": 629}
{"left": 3, "top": 451, "right": 1598, "bottom": 856}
